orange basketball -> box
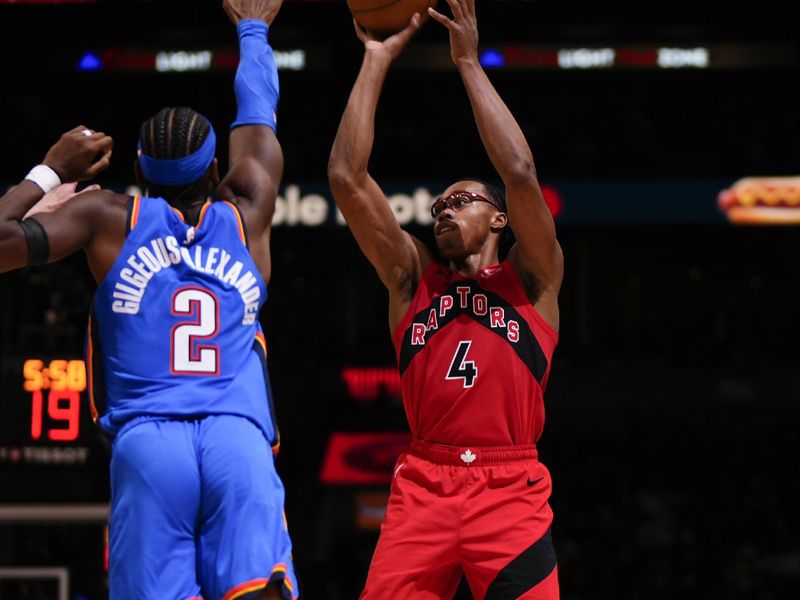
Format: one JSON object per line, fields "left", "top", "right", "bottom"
{"left": 348, "top": 0, "right": 437, "bottom": 35}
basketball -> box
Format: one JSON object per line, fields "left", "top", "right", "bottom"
{"left": 348, "top": 0, "right": 437, "bottom": 35}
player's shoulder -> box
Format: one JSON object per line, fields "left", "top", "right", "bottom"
{"left": 504, "top": 247, "right": 541, "bottom": 302}
{"left": 77, "top": 189, "right": 130, "bottom": 207}
{"left": 64, "top": 189, "right": 130, "bottom": 220}
{"left": 211, "top": 191, "right": 259, "bottom": 231}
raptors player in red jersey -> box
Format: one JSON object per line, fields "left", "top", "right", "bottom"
{"left": 328, "top": 1, "right": 563, "bottom": 599}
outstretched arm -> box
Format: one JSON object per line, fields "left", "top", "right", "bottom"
{"left": 328, "top": 16, "right": 434, "bottom": 327}
{"left": 0, "top": 127, "right": 113, "bottom": 273}
{"left": 430, "top": 0, "right": 563, "bottom": 324}
{"left": 217, "top": 0, "right": 284, "bottom": 283}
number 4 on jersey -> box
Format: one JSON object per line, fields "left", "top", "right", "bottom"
{"left": 446, "top": 341, "right": 478, "bottom": 388}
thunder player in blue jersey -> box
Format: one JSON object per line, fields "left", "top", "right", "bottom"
{"left": 0, "top": 1, "right": 297, "bottom": 598}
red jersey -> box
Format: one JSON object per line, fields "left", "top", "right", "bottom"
{"left": 391, "top": 259, "right": 558, "bottom": 446}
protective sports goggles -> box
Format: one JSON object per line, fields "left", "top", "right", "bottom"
{"left": 430, "top": 190, "right": 503, "bottom": 219}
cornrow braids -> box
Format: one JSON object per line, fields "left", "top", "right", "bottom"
{"left": 138, "top": 107, "right": 212, "bottom": 212}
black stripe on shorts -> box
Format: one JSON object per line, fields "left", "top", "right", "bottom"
{"left": 484, "top": 528, "right": 557, "bottom": 600}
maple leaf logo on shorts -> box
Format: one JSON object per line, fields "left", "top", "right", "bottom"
{"left": 460, "top": 449, "right": 476, "bottom": 464}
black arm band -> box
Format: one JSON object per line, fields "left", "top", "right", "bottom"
{"left": 18, "top": 218, "right": 50, "bottom": 266}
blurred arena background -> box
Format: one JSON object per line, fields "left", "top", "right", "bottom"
{"left": 0, "top": 0, "right": 798, "bottom": 598}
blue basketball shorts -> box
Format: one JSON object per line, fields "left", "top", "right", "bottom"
{"left": 108, "top": 415, "right": 298, "bottom": 600}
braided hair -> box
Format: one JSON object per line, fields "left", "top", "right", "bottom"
{"left": 138, "top": 107, "right": 212, "bottom": 210}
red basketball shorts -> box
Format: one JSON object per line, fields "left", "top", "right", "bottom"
{"left": 360, "top": 440, "right": 559, "bottom": 600}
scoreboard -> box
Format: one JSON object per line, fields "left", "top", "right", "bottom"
{"left": 0, "top": 357, "right": 108, "bottom": 503}
{"left": 22, "top": 358, "right": 85, "bottom": 442}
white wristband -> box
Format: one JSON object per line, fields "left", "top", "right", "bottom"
{"left": 25, "top": 165, "right": 62, "bottom": 194}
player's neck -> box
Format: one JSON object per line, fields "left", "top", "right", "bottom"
{"left": 172, "top": 198, "right": 207, "bottom": 226}
{"left": 448, "top": 250, "right": 501, "bottom": 278}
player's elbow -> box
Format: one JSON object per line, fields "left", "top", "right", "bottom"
{"left": 328, "top": 161, "right": 364, "bottom": 198}
{"left": 503, "top": 158, "right": 538, "bottom": 189}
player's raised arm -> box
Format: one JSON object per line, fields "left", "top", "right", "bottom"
{"left": 216, "top": 0, "right": 284, "bottom": 283}
{"left": 0, "top": 127, "right": 115, "bottom": 273}
{"left": 429, "top": 0, "right": 563, "bottom": 322}
{"left": 328, "top": 15, "right": 434, "bottom": 311}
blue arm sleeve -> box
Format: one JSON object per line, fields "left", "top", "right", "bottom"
{"left": 231, "top": 19, "right": 279, "bottom": 132}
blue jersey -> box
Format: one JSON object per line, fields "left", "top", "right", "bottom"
{"left": 87, "top": 196, "right": 279, "bottom": 448}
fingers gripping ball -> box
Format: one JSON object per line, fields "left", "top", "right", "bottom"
{"left": 348, "top": 0, "right": 437, "bottom": 34}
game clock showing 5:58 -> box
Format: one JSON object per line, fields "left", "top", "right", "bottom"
{"left": 22, "top": 358, "right": 86, "bottom": 442}
{"left": 0, "top": 357, "right": 106, "bottom": 502}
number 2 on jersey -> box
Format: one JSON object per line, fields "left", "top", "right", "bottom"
{"left": 170, "top": 287, "right": 220, "bottom": 375}
{"left": 446, "top": 340, "right": 478, "bottom": 388}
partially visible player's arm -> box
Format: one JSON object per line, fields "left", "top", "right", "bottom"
{"left": 430, "top": 0, "right": 563, "bottom": 318}
{"left": 216, "top": 0, "right": 284, "bottom": 283}
{"left": 0, "top": 127, "right": 112, "bottom": 273}
{"left": 328, "top": 16, "right": 434, "bottom": 304}
{"left": 25, "top": 183, "right": 101, "bottom": 220}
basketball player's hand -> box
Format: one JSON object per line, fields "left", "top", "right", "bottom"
{"left": 223, "top": 0, "right": 283, "bottom": 25}
{"left": 354, "top": 13, "right": 421, "bottom": 63}
{"left": 24, "top": 183, "right": 102, "bottom": 219}
{"left": 42, "top": 126, "right": 113, "bottom": 183}
{"left": 428, "top": 0, "right": 478, "bottom": 65}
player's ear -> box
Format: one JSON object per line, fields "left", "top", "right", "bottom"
{"left": 205, "top": 158, "right": 220, "bottom": 194}
{"left": 133, "top": 159, "right": 145, "bottom": 188}
{"left": 209, "top": 158, "right": 219, "bottom": 187}
{"left": 490, "top": 211, "right": 508, "bottom": 234}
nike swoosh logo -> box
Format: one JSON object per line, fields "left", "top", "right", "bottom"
{"left": 527, "top": 477, "right": 544, "bottom": 487}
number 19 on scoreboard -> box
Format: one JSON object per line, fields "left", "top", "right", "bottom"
{"left": 22, "top": 359, "right": 86, "bottom": 442}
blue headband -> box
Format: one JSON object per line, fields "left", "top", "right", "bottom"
{"left": 138, "top": 124, "right": 216, "bottom": 186}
